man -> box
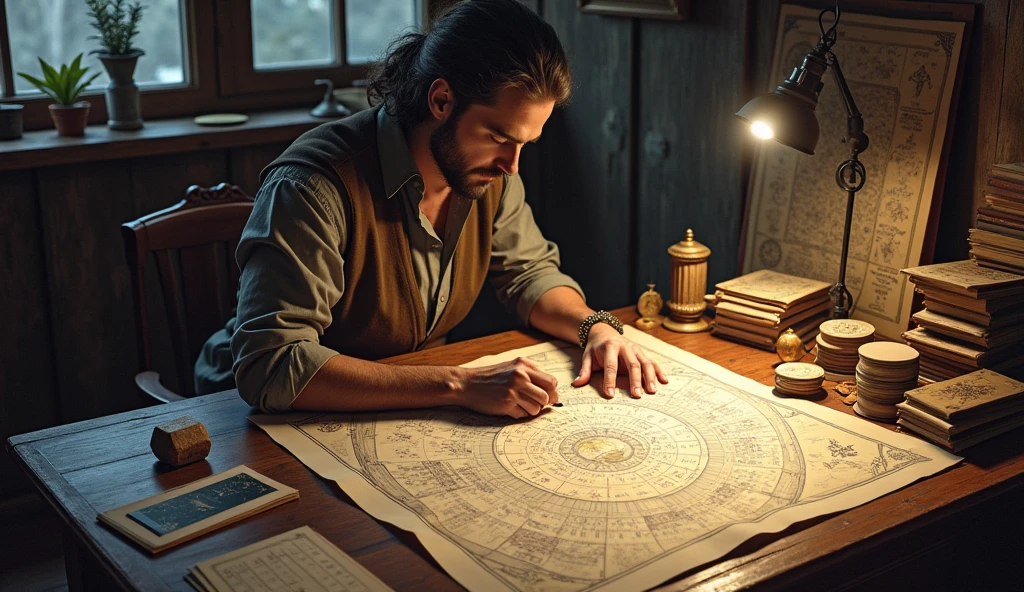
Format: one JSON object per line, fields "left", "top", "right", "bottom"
{"left": 195, "top": 0, "right": 666, "bottom": 417}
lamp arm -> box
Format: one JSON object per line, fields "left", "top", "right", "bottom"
{"left": 827, "top": 52, "right": 869, "bottom": 156}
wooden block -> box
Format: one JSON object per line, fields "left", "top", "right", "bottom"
{"left": 150, "top": 416, "right": 211, "bottom": 467}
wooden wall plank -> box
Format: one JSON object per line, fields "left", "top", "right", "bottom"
{"left": 0, "top": 170, "right": 58, "bottom": 498}
{"left": 130, "top": 151, "right": 230, "bottom": 396}
{"left": 537, "top": 1, "right": 633, "bottom": 309}
{"left": 995, "top": 0, "right": 1024, "bottom": 163}
{"left": 37, "top": 161, "right": 140, "bottom": 423}
{"left": 636, "top": 0, "right": 750, "bottom": 300}
{"left": 228, "top": 142, "right": 292, "bottom": 197}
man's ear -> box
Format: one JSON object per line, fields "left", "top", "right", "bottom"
{"left": 426, "top": 78, "right": 455, "bottom": 122}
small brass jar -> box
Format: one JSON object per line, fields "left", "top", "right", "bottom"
{"left": 664, "top": 229, "right": 711, "bottom": 333}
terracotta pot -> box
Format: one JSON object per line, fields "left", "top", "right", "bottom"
{"left": 48, "top": 101, "right": 91, "bottom": 137}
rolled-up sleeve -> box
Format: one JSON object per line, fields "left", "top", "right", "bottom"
{"left": 490, "top": 174, "right": 585, "bottom": 326}
{"left": 231, "top": 168, "right": 347, "bottom": 412}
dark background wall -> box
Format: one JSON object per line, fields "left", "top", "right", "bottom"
{"left": 2, "top": 0, "right": 1022, "bottom": 503}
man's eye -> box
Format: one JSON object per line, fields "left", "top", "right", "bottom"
{"left": 490, "top": 134, "right": 508, "bottom": 145}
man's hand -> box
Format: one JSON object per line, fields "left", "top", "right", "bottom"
{"left": 571, "top": 324, "right": 668, "bottom": 398}
{"left": 458, "top": 357, "right": 560, "bottom": 418}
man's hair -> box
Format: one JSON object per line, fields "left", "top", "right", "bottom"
{"left": 367, "top": 0, "right": 573, "bottom": 127}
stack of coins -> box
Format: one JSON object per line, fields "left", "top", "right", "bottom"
{"left": 774, "top": 362, "right": 826, "bottom": 397}
{"left": 854, "top": 342, "right": 920, "bottom": 422}
{"left": 815, "top": 319, "right": 876, "bottom": 381}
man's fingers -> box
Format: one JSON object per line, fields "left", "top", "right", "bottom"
{"left": 603, "top": 347, "right": 618, "bottom": 398}
{"left": 624, "top": 351, "right": 643, "bottom": 399}
{"left": 572, "top": 353, "right": 593, "bottom": 387}
{"left": 517, "top": 399, "right": 542, "bottom": 417}
{"left": 637, "top": 351, "right": 659, "bottom": 393}
{"left": 526, "top": 368, "right": 558, "bottom": 395}
{"left": 519, "top": 381, "right": 551, "bottom": 409}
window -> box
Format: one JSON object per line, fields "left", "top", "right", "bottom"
{"left": 4, "top": 0, "right": 186, "bottom": 95}
{"left": 0, "top": 0, "right": 431, "bottom": 130}
{"left": 252, "top": 0, "right": 337, "bottom": 70}
{"left": 345, "top": 0, "right": 418, "bottom": 64}
{"left": 219, "top": 0, "right": 421, "bottom": 96}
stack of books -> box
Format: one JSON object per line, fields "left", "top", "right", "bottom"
{"left": 970, "top": 163, "right": 1024, "bottom": 274}
{"left": 896, "top": 369, "right": 1024, "bottom": 452}
{"left": 709, "top": 270, "right": 831, "bottom": 351}
{"left": 900, "top": 260, "right": 1024, "bottom": 383}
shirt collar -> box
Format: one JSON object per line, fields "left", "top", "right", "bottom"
{"left": 377, "top": 107, "right": 422, "bottom": 200}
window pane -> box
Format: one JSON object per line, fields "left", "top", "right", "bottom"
{"left": 251, "top": 0, "right": 336, "bottom": 70}
{"left": 8, "top": 0, "right": 186, "bottom": 95}
{"left": 346, "top": 0, "right": 418, "bottom": 64}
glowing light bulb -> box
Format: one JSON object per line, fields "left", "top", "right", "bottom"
{"left": 750, "top": 121, "right": 774, "bottom": 140}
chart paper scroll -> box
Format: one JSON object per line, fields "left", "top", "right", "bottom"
{"left": 741, "top": 5, "right": 966, "bottom": 340}
{"left": 251, "top": 327, "right": 959, "bottom": 592}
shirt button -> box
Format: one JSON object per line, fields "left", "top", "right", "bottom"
{"left": 440, "top": 295, "right": 447, "bottom": 303}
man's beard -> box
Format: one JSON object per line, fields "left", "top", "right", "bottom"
{"left": 429, "top": 113, "right": 502, "bottom": 200}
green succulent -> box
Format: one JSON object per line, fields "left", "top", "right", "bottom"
{"left": 85, "top": 0, "right": 146, "bottom": 56}
{"left": 17, "top": 54, "right": 101, "bottom": 106}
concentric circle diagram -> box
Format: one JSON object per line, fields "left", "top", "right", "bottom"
{"left": 495, "top": 404, "right": 709, "bottom": 502}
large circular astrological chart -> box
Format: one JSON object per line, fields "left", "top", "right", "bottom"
{"left": 494, "top": 403, "right": 710, "bottom": 502}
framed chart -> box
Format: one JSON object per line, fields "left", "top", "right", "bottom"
{"left": 739, "top": 3, "right": 972, "bottom": 340}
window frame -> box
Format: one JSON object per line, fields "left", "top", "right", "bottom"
{"left": 0, "top": 0, "right": 434, "bottom": 132}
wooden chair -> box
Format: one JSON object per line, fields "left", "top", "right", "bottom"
{"left": 122, "top": 183, "right": 255, "bottom": 403}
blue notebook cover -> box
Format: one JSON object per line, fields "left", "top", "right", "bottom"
{"left": 126, "top": 473, "right": 277, "bottom": 536}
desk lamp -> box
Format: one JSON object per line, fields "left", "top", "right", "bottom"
{"left": 735, "top": 2, "right": 868, "bottom": 319}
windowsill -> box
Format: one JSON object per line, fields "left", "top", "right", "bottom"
{"left": 0, "top": 108, "right": 333, "bottom": 172}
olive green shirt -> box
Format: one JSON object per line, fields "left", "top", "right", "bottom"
{"left": 195, "top": 108, "right": 583, "bottom": 411}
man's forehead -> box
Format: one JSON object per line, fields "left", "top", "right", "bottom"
{"left": 466, "top": 90, "right": 554, "bottom": 137}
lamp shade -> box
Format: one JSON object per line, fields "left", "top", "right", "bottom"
{"left": 735, "top": 91, "right": 820, "bottom": 155}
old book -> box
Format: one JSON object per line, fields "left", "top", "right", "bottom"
{"left": 902, "top": 328, "right": 1023, "bottom": 367}
{"left": 971, "top": 254, "right": 1024, "bottom": 275}
{"left": 915, "top": 284, "right": 1020, "bottom": 314}
{"left": 714, "top": 269, "right": 831, "bottom": 309}
{"left": 977, "top": 220, "right": 1024, "bottom": 240}
{"left": 715, "top": 292, "right": 831, "bottom": 317}
{"left": 900, "top": 259, "right": 1024, "bottom": 297}
{"left": 969, "top": 228, "right": 1024, "bottom": 252}
{"left": 990, "top": 162, "right": 1024, "bottom": 183}
{"left": 715, "top": 309, "right": 827, "bottom": 339}
{"left": 711, "top": 324, "right": 776, "bottom": 350}
{"left": 922, "top": 299, "right": 1024, "bottom": 328}
{"left": 98, "top": 465, "right": 298, "bottom": 554}
{"left": 715, "top": 299, "right": 829, "bottom": 329}
{"left": 897, "top": 413, "right": 1024, "bottom": 453}
{"left": 903, "top": 368, "right": 1024, "bottom": 421}
{"left": 186, "top": 526, "right": 393, "bottom": 592}
{"left": 896, "top": 400, "right": 1024, "bottom": 436}
{"left": 912, "top": 309, "right": 1024, "bottom": 349}
{"left": 985, "top": 196, "right": 1024, "bottom": 215}
{"left": 978, "top": 206, "right": 1024, "bottom": 224}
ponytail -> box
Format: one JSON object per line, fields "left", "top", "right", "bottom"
{"left": 367, "top": 32, "right": 427, "bottom": 121}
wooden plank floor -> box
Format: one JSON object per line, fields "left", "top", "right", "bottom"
{"left": 0, "top": 494, "right": 68, "bottom": 592}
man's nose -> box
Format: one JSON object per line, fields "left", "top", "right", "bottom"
{"left": 497, "top": 144, "right": 522, "bottom": 176}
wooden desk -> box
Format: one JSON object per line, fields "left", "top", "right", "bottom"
{"left": 8, "top": 308, "right": 1024, "bottom": 591}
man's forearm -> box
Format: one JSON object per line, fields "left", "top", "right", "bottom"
{"left": 291, "top": 354, "right": 465, "bottom": 412}
{"left": 528, "top": 286, "right": 596, "bottom": 344}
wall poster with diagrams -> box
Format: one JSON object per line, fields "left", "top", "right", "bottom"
{"left": 252, "top": 328, "right": 959, "bottom": 592}
{"left": 741, "top": 4, "right": 967, "bottom": 340}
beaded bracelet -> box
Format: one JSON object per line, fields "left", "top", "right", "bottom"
{"left": 578, "top": 310, "right": 624, "bottom": 349}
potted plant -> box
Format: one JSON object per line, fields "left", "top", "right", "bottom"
{"left": 86, "top": 0, "right": 146, "bottom": 130}
{"left": 17, "top": 54, "right": 100, "bottom": 137}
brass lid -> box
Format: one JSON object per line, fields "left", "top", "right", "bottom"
{"left": 667, "top": 229, "right": 711, "bottom": 260}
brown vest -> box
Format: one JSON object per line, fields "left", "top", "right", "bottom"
{"left": 262, "top": 107, "right": 503, "bottom": 360}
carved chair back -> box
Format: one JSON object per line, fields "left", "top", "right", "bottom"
{"left": 122, "top": 183, "right": 254, "bottom": 401}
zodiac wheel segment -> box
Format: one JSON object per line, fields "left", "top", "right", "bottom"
{"left": 494, "top": 404, "right": 710, "bottom": 502}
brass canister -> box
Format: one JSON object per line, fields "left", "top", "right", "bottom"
{"left": 664, "top": 229, "right": 711, "bottom": 333}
